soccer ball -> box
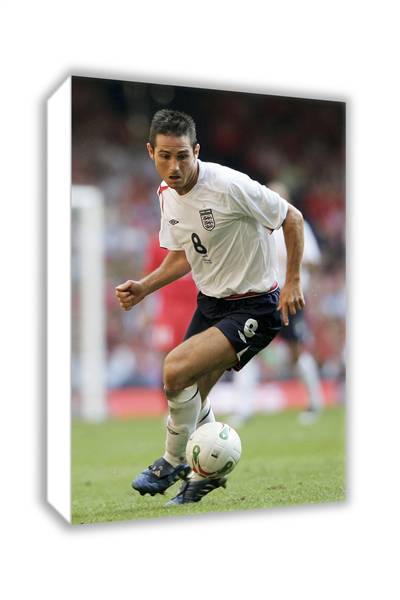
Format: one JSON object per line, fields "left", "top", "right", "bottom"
{"left": 186, "top": 422, "right": 242, "bottom": 479}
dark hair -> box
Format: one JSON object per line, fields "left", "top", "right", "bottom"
{"left": 149, "top": 109, "right": 197, "bottom": 148}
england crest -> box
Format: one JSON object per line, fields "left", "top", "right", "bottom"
{"left": 199, "top": 209, "right": 215, "bottom": 231}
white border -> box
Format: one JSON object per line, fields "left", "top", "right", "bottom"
{"left": 46, "top": 77, "right": 71, "bottom": 522}
{"left": 4, "top": 2, "right": 400, "bottom": 599}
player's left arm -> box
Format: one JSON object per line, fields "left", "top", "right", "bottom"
{"left": 278, "top": 204, "right": 305, "bottom": 326}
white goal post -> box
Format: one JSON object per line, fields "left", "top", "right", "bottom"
{"left": 72, "top": 185, "right": 107, "bottom": 422}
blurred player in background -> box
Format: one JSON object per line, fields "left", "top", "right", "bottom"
{"left": 116, "top": 109, "right": 305, "bottom": 505}
{"left": 272, "top": 181, "right": 323, "bottom": 423}
{"left": 230, "top": 181, "right": 323, "bottom": 426}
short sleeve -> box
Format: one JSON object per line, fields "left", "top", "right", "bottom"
{"left": 159, "top": 212, "right": 183, "bottom": 250}
{"left": 157, "top": 185, "right": 183, "bottom": 251}
{"left": 228, "top": 174, "right": 289, "bottom": 230}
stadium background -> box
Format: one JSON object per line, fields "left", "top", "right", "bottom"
{"left": 71, "top": 75, "right": 345, "bottom": 418}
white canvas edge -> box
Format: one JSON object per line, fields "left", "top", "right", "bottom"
{"left": 46, "top": 76, "right": 71, "bottom": 522}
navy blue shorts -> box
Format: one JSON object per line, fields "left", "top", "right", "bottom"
{"left": 184, "top": 289, "right": 282, "bottom": 371}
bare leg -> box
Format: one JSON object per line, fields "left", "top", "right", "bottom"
{"left": 198, "top": 366, "right": 227, "bottom": 402}
{"left": 163, "top": 326, "right": 237, "bottom": 393}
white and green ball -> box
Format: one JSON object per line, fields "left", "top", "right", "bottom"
{"left": 186, "top": 422, "right": 242, "bottom": 479}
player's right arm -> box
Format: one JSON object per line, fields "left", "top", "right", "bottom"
{"left": 115, "top": 250, "right": 191, "bottom": 311}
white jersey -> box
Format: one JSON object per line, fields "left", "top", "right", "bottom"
{"left": 158, "top": 160, "right": 288, "bottom": 298}
{"left": 274, "top": 219, "right": 321, "bottom": 294}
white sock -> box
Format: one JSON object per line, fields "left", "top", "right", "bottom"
{"left": 296, "top": 352, "right": 323, "bottom": 411}
{"left": 163, "top": 384, "right": 201, "bottom": 467}
{"left": 196, "top": 397, "right": 216, "bottom": 427}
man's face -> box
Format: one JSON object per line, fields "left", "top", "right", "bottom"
{"left": 147, "top": 134, "right": 200, "bottom": 195}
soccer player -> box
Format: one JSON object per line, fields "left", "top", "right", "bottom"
{"left": 115, "top": 109, "right": 304, "bottom": 505}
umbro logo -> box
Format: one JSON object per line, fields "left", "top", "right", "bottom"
{"left": 169, "top": 219, "right": 179, "bottom": 225}
{"left": 238, "top": 330, "right": 247, "bottom": 344}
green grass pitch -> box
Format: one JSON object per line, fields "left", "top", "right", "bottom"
{"left": 72, "top": 406, "right": 345, "bottom": 525}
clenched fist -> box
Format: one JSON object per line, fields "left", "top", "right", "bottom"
{"left": 115, "top": 280, "right": 146, "bottom": 311}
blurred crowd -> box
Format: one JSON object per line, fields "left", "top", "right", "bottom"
{"left": 71, "top": 77, "right": 345, "bottom": 391}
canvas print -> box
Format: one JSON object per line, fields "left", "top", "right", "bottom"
{"left": 71, "top": 76, "right": 345, "bottom": 524}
